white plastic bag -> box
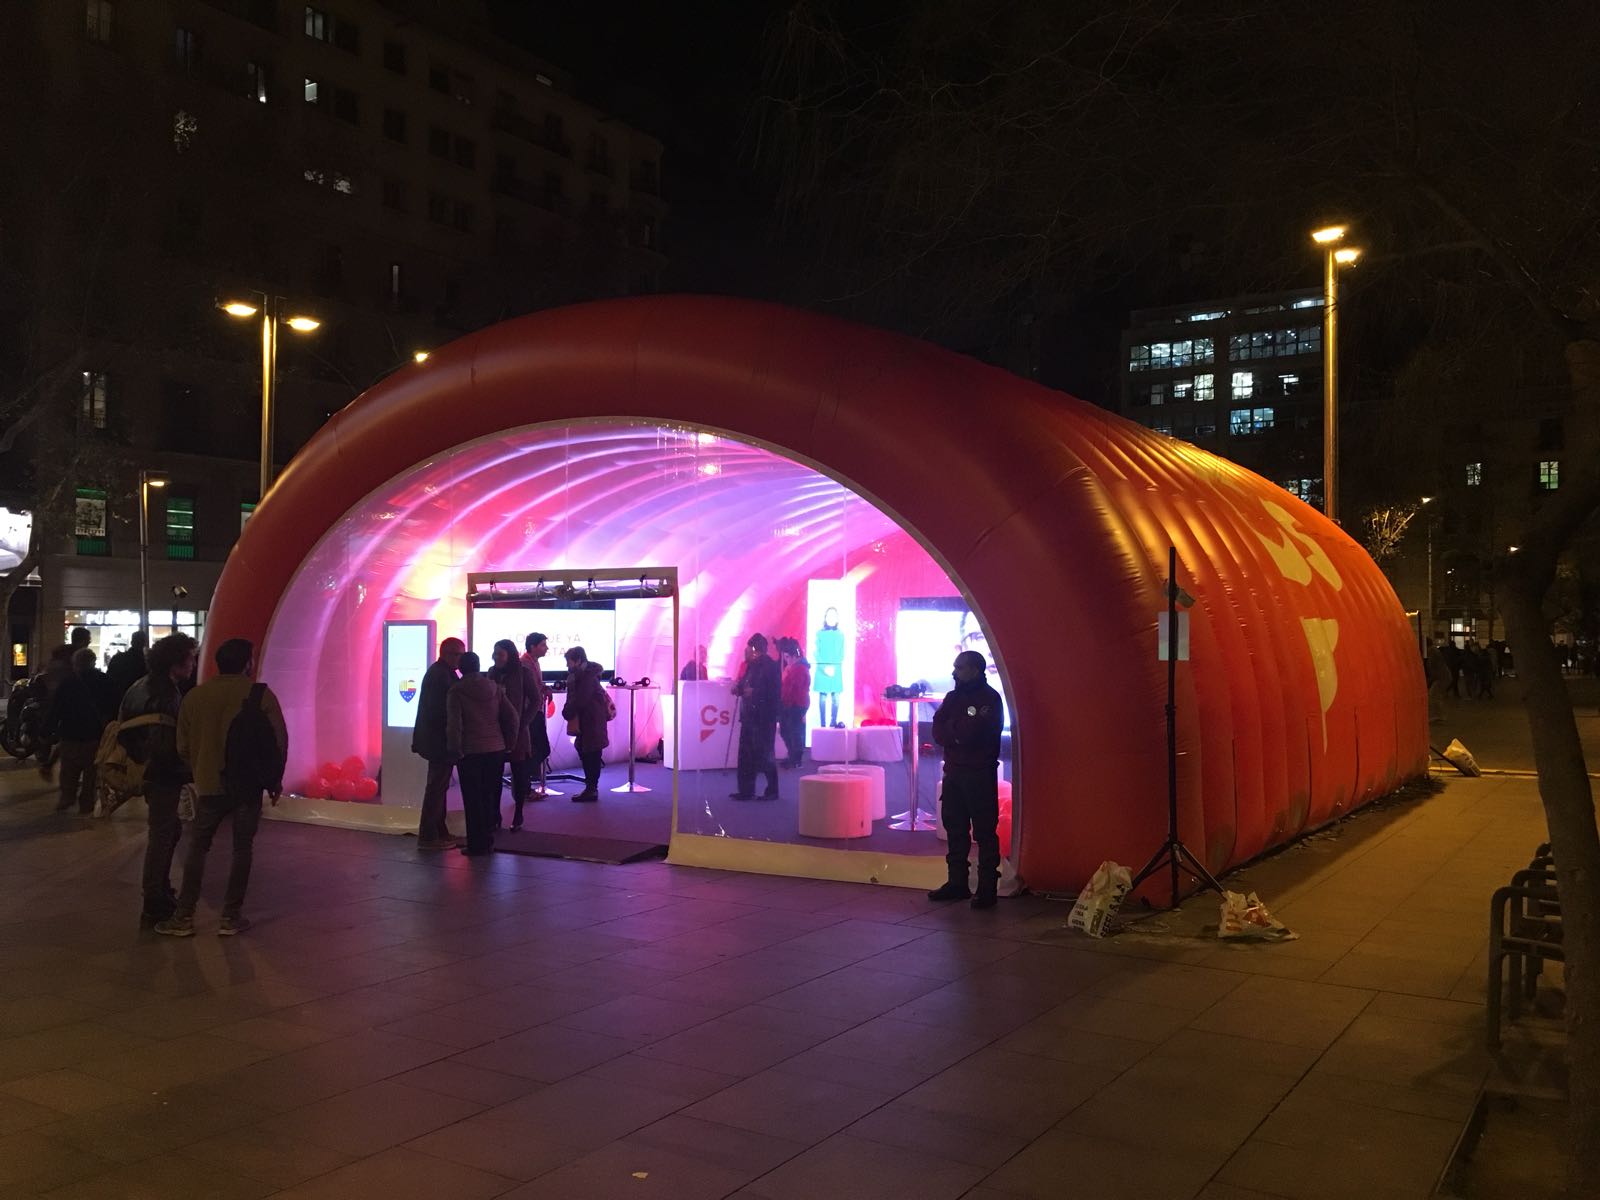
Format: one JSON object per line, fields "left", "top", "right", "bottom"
{"left": 1067, "top": 860, "right": 1132, "bottom": 937}
{"left": 1218, "top": 890, "right": 1297, "bottom": 941}
{"left": 969, "top": 856, "right": 1023, "bottom": 898}
{"left": 1440, "top": 738, "right": 1481, "bottom": 777}
{"left": 177, "top": 783, "right": 198, "bottom": 823}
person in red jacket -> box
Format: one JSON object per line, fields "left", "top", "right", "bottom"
{"left": 777, "top": 637, "right": 811, "bottom": 768}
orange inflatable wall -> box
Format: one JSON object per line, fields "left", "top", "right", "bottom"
{"left": 204, "top": 295, "right": 1428, "bottom": 893}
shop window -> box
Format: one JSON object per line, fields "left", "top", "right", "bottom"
{"left": 1466, "top": 461, "right": 1482, "bottom": 487}
{"left": 1538, "top": 460, "right": 1560, "bottom": 490}
{"left": 85, "top": 0, "right": 113, "bottom": 44}
{"left": 80, "top": 371, "right": 108, "bottom": 430}
{"left": 75, "top": 488, "right": 108, "bottom": 556}
{"left": 165, "top": 496, "right": 196, "bottom": 560}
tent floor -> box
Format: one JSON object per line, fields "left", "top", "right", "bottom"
{"left": 491, "top": 827, "right": 667, "bottom": 864}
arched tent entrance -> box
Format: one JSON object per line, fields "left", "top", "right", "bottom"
{"left": 205, "top": 295, "right": 1427, "bottom": 894}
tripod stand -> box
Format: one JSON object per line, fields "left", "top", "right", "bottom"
{"left": 1128, "top": 545, "right": 1225, "bottom": 910}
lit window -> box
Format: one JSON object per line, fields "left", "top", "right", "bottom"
{"left": 1194, "top": 338, "right": 1215, "bottom": 363}
{"left": 304, "top": 77, "right": 321, "bottom": 105}
{"left": 1466, "top": 462, "right": 1482, "bottom": 487}
{"left": 80, "top": 372, "right": 108, "bottom": 429}
{"left": 1280, "top": 478, "right": 1320, "bottom": 502}
{"left": 304, "top": 5, "right": 327, "bottom": 40}
{"left": 1231, "top": 371, "right": 1254, "bottom": 400}
{"left": 1193, "top": 373, "right": 1215, "bottom": 402}
{"left": 165, "top": 497, "right": 196, "bottom": 560}
{"left": 1128, "top": 344, "right": 1151, "bottom": 371}
{"left": 1152, "top": 420, "right": 1173, "bottom": 435}
{"left": 247, "top": 60, "right": 269, "bottom": 103}
{"left": 1291, "top": 297, "right": 1323, "bottom": 309}
{"left": 1171, "top": 380, "right": 1191, "bottom": 402}
{"left": 332, "top": 172, "right": 354, "bottom": 195}
{"left": 1538, "top": 460, "right": 1560, "bottom": 490}
{"left": 1185, "top": 310, "right": 1226, "bottom": 323}
{"left": 75, "top": 488, "right": 108, "bottom": 556}
{"left": 1229, "top": 407, "right": 1275, "bottom": 436}
{"left": 85, "top": 0, "right": 113, "bottom": 44}
{"left": 240, "top": 502, "right": 256, "bottom": 532}
{"left": 1278, "top": 373, "right": 1299, "bottom": 394}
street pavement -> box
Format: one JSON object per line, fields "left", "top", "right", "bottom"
{"left": 1429, "top": 673, "right": 1600, "bottom": 774}
{"left": 0, "top": 739, "right": 1567, "bottom": 1199}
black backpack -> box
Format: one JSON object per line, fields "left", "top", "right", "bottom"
{"left": 223, "top": 683, "right": 286, "bottom": 795}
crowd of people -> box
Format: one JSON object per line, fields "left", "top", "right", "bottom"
{"left": 32, "top": 628, "right": 288, "bottom": 936}
{"left": 409, "top": 631, "right": 614, "bottom": 856}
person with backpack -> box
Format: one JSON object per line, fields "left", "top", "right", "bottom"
{"left": 156, "top": 638, "right": 286, "bottom": 937}
{"left": 119, "top": 633, "right": 197, "bottom": 928}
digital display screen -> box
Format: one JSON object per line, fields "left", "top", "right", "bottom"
{"left": 895, "top": 598, "right": 1008, "bottom": 728}
{"left": 384, "top": 622, "right": 432, "bottom": 729}
{"left": 471, "top": 603, "right": 617, "bottom": 679}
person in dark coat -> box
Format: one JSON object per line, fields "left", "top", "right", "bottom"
{"left": 45, "top": 648, "right": 117, "bottom": 813}
{"left": 106, "top": 631, "right": 148, "bottom": 704}
{"left": 927, "top": 650, "right": 1005, "bottom": 910}
{"left": 561, "top": 646, "right": 611, "bottom": 802}
{"left": 490, "top": 638, "right": 543, "bottom": 830}
{"left": 119, "top": 633, "right": 198, "bottom": 927}
{"left": 447, "top": 651, "right": 516, "bottom": 856}
{"left": 777, "top": 637, "right": 811, "bottom": 769}
{"left": 521, "top": 632, "right": 554, "bottom": 796}
{"left": 730, "top": 633, "right": 781, "bottom": 799}
{"left": 411, "top": 637, "right": 464, "bottom": 850}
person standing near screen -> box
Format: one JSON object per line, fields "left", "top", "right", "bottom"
{"left": 411, "top": 637, "right": 464, "bottom": 850}
{"left": 777, "top": 637, "right": 811, "bottom": 768}
{"left": 928, "top": 650, "right": 1005, "bottom": 910}
{"left": 521, "top": 632, "right": 553, "bottom": 800}
{"left": 679, "top": 644, "right": 709, "bottom": 681}
{"left": 813, "top": 607, "right": 844, "bottom": 729}
{"left": 731, "top": 633, "right": 781, "bottom": 799}
{"left": 562, "top": 645, "right": 611, "bottom": 801}
{"left": 490, "top": 639, "right": 542, "bottom": 831}
{"left": 446, "top": 651, "right": 516, "bottom": 856}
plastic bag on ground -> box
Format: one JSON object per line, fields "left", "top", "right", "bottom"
{"left": 1218, "top": 890, "right": 1298, "bottom": 941}
{"left": 969, "top": 856, "right": 1023, "bottom": 898}
{"left": 1440, "top": 738, "right": 1481, "bottom": 776}
{"left": 1067, "top": 860, "right": 1132, "bottom": 937}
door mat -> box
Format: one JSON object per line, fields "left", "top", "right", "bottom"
{"left": 493, "top": 829, "right": 668, "bottom": 865}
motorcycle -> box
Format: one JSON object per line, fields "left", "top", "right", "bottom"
{"left": 1, "top": 674, "right": 53, "bottom": 762}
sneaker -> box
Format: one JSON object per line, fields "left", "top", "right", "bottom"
{"left": 154, "top": 915, "right": 195, "bottom": 937}
{"left": 927, "top": 882, "right": 972, "bottom": 902}
{"left": 217, "top": 916, "right": 252, "bottom": 936}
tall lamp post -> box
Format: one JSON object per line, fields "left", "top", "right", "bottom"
{"left": 1310, "top": 225, "right": 1364, "bottom": 523}
{"left": 1420, "top": 495, "right": 1436, "bottom": 645}
{"left": 137, "top": 470, "right": 168, "bottom": 643}
{"left": 220, "top": 295, "right": 322, "bottom": 502}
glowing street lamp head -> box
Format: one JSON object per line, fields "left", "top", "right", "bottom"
{"left": 143, "top": 473, "right": 168, "bottom": 489}
{"left": 285, "top": 315, "right": 321, "bottom": 333}
{"left": 1333, "top": 247, "right": 1362, "bottom": 266}
{"left": 220, "top": 300, "right": 259, "bottom": 318}
{"left": 413, "top": 350, "right": 431, "bottom": 363}
{"left": 1420, "top": 495, "right": 1435, "bottom": 505}
{"left": 1311, "top": 225, "right": 1347, "bottom": 245}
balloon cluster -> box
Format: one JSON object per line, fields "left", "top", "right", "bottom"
{"left": 302, "top": 755, "right": 379, "bottom": 802}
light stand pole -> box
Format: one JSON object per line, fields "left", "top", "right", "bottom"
{"left": 1310, "top": 226, "right": 1363, "bottom": 524}
{"left": 136, "top": 470, "right": 167, "bottom": 643}
{"left": 220, "top": 295, "right": 321, "bottom": 503}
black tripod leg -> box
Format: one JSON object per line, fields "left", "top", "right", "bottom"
{"left": 1128, "top": 842, "right": 1175, "bottom": 893}
{"left": 1176, "top": 842, "right": 1226, "bottom": 895}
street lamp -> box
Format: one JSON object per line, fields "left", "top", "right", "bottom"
{"left": 1310, "top": 224, "right": 1364, "bottom": 524}
{"left": 137, "top": 470, "right": 168, "bottom": 643}
{"left": 219, "top": 295, "right": 322, "bottom": 502}
{"left": 1419, "top": 496, "right": 1436, "bottom": 646}
{"left": 412, "top": 350, "right": 431, "bottom": 364}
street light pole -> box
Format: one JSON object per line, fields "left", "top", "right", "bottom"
{"left": 259, "top": 294, "right": 278, "bottom": 502}
{"left": 137, "top": 470, "right": 167, "bottom": 643}
{"left": 1310, "top": 225, "right": 1363, "bottom": 525}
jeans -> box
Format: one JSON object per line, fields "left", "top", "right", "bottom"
{"left": 141, "top": 782, "right": 183, "bottom": 917}
{"left": 418, "top": 759, "right": 455, "bottom": 842}
{"left": 578, "top": 747, "right": 604, "bottom": 795}
{"left": 176, "top": 788, "right": 263, "bottom": 919}
{"left": 736, "top": 717, "right": 779, "bottom": 797}
{"left": 779, "top": 706, "right": 807, "bottom": 765}
{"left": 458, "top": 752, "right": 503, "bottom": 852}
{"left": 941, "top": 765, "right": 1000, "bottom": 893}
{"left": 57, "top": 739, "right": 98, "bottom": 813}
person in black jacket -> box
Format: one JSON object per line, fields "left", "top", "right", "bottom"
{"left": 562, "top": 646, "right": 612, "bottom": 802}
{"left": 730, "top": 633, "right": 781, "bottom": 800}
{"left": 45, "top": 649, "right": 118, "bottom": 814}
{"left": 105, "top": 631, "right": 148, "bottom": 706}
{"left": 119, "top": 633, "right": 197, "bottom": 928}
{"left": 411, "top": 637, "right": 464, "bottom": 850}
{"left": 927, "top": 650, "right": 1006, "bottom": 909}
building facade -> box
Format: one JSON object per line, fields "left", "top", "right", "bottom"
{"left": 1119, "top": 288, "right": 1327, "bottom": 506}
{"left": 0, "top": 0, "right": 666, "bottom": 677}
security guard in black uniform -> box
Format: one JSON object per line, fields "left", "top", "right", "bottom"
{"left": 927, "top": 650, "right": 1006, "bottom": 910}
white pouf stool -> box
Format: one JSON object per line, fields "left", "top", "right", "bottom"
{"left": 853, "top": 725, "right": 903, "bottom": 764}
{"left": 810, "top": 727, "right": 856, "bottom": 763}
{"left": 797, "top": 774, "right": 873, "bottom": 839}
{"left": 819, "top": 763, "right": 887, "bottom": 821}
{"left": 935, "top": 778, "right": 1013, "bottom": 842}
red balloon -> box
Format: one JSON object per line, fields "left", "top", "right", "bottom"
{"left": 330, "top": 778, "right": 359, "bottom": 801}
{"left": 354, "top": 777, "right": 379, "bottom": 800}
{"left": 317, "top": 761, "right": 342, "bottom": 784}
{"left": 340, "top": 755, "right": 366, "bottom": 780}
{"left": 303, "top": 776, "right": 331, "bottom": 799}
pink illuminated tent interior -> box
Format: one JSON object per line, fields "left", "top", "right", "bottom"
{"left": 204, "top": 295, "right": 1427, "bottom": 893}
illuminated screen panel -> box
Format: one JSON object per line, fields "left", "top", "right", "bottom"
{"left": 896, "top": 597, "right": 1008, "bottom": 728}
{"left": 470, "top": 603, "right": 617, "bottom": 677}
